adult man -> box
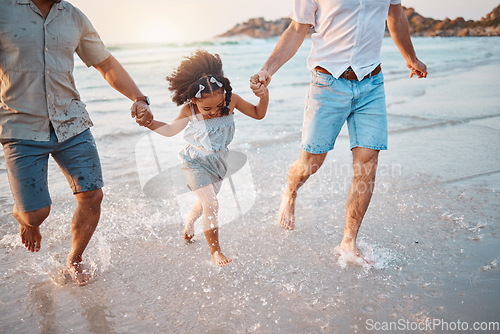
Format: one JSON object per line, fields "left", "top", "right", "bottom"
{"left": 251, "top": 0, "right": 427, "bottom": 262}
{"left": 0, "top": 0, "right": 153, "bottom": 285}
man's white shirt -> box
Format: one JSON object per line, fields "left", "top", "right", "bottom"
{"left": 291, "top": 0, "right": 402, "bottom": 80}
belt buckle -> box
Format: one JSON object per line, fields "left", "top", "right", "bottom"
{"left": 342, "top": 67, "right": 354, "bottom": 80}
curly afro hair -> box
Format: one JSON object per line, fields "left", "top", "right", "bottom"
{"left": 166, "top": 50, "right": 232, "bottom": 115}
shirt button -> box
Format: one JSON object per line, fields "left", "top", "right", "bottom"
{"left": 45, "top": 47, "right": 49, "bottom": 52}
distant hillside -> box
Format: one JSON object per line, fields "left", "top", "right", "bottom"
{"left": 218, "top": 5, "right": 500, "bottom": 38}
{"left": 402, "top": 5, "right": 500, "bottom": 37}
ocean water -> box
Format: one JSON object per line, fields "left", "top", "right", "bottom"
{"left": 0, "top": 37, "right": 499, "bottom": 333}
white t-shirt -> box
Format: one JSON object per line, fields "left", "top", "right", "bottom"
{"left": 290, "top": 0, "right": 402, "bottom": 80}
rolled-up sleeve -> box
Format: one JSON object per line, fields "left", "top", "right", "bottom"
{"left": 390, "top": 0, "right": 402, "bottom": 4}
{"left": 290, "top": 0, "right": 318, "bottom": 26}
{"left": 76, "top": 11, "right": 111, "bottom": 67}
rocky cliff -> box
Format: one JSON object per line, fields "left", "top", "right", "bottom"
{"left": 218, "top": 17, "right": 297, "bottom": 39}
{"left": 402, "top": 5, "right": 500, "bottom": 37}
{"left": 218, "top": 5, "right": 500, "bottom": 38}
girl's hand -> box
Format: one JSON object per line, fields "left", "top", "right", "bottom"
{"left": 131, "top": 101, "right": 153, "bottom": 126}
{"left": 137, "top": 108, "right": 152, "bottom": 126}
{"left": 250, "top": 75, "right": 268, "bottom": 98}
{"left": 250, "top": 74, "right": 260, "bottom": 85}
{"left": 136, "top": 105, "right": 148, "bottom": 118}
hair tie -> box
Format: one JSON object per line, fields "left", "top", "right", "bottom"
{"left": 210, "top": 76, "right": 223, "bottom": 88}
{"left": 195, "top": 84, "right": 205, "bottom": 98}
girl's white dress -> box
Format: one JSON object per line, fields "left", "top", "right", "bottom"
{"left": 178, "top": 102, "right": 235, "bottom": 193}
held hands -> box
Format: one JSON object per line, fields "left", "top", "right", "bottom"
{"left": 407, "top": 58, "right": 428, "bottom": 78}
{"left": 130, "top": 101, "right": 153, "bottom": 126}
{"left": 250, "top": 70, "right": 271, "bottom": 98}
{"left": 135, "top": 105, "right": 152, "bottom": 127}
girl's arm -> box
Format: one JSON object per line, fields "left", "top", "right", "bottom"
{"left": 232, "top": 92, "right": 269, "bottom": 120}
{"left": 144, "top": 105, "right": 190, "bottom": 137}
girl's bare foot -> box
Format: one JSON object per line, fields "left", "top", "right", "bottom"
{"left": 19, "top": 224, "right": 42, "bottom": 252}
{"left": 66, "top": 262, "right": 93, "bottom": 286}
{"left": 211, "top": 251, "right": 232, "bottom": 267}
{"left": 183, "top": 221, "right": 195, "bottom": 243}
{"left": 278, "top": 194, "right": 295, "bottom": 230}
{"left": 184, "top": 231, "right": 195, "bottom": 243}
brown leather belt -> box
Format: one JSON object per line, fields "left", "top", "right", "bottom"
{"left": 315, "top": 65, "right": 381, "bottom": 80}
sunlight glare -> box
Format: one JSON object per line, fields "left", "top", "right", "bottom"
{"left": 139, "top": 21, "right": 181, "bottom": 44}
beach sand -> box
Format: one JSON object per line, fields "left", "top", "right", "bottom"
{"left": 0, "top": 62, "right": 499, "bottom": 333}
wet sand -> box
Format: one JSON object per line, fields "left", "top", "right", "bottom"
{"left": 0, "top": 63, "right": 499, "bottom": 333}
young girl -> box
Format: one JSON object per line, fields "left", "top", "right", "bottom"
{"left": 139, "top": 50, "right": 268, "bottom": 267}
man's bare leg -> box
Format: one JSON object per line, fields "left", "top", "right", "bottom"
{"left": 184, "top": 199, "right": 202, "bottom": 243}
{"left": 66, "top": 188, "right": 103, "bottom": 286}
{"left": 278, "top": 150, "right": 327, "bottom": 230}
{"left": 339, "top": 147, "right": 379, "bottom": 263}
{"left": 13, "top": 205, "right": 50, "bottom": 252}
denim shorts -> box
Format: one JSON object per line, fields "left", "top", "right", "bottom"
{"left": 1, "top": 128, "right": 103, "bottom": 212}
{"left": 301, "top": 69, "right": 388, "bottom": 154}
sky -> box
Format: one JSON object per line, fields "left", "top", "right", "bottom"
{"left": 69, "top": 0, "right": 500, "bottom": 44}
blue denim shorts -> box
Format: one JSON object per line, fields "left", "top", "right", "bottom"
{"left": 1, "top": 128, "right": 103, "bottom": 212}
{"left": 301, "top": 69, "right": 388, "bottom": 154}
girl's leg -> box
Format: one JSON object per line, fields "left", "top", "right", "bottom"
{"left": 194, "top": 184, "right": 231, "bottom": 267}
{"left": 184, "top": 199, "right": 202, "bottom": 243}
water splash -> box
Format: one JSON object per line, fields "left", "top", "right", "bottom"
{"left": 481, "top": 258, "right": 499, "bottom": 272}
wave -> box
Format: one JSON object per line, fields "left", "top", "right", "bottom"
{"left": 106, "top": 42, "right": 183, "bottom": 51}
{"left": 94, "top": 129, "right": 146, "bottom": 142}
{"left": 104, "top": 37, "right": 279, "bottom": 52}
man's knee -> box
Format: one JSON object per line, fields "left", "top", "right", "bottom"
{"left": 13, "top": 205, "right": 50, "bottom": 227}
{"left": 352, "top": 148, "right": 379, "bottom": 178}
{"left": 354, "top": 158, "right": 378, "bottom": 177}
{"left": 75, "top": 188, "right": 103, "bottom": 207}
{"left": 299, "top": 151, "right": 327, "bottom": 176}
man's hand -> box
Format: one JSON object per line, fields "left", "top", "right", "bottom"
{"left": 407, "top": 58, "right": 427, "bottom": 78}
{"left": 250, "top": 81, "right": 269, "bottom": 98}
{"left": 256, "top": 70, "right": 271, "bottom": 87}
{"left": 250, "top": 70, "right": 271, "bottom": 98}
{"left": 387, "top": 4, "right": 428, "bottom": 79}
{"left": 131, "top": 101, "right": 153, "bottom": 126}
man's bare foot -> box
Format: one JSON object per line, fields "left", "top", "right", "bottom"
{"left": 278, "top": 194, "right": 295, "bottom": 230}
{"left": 66, "top": 262, "right": 93, "bottom": 286}
{"left": 183, "top": 221, "right": 195, "bottom": 243}
{"left": 19, "top": 224, "right": 42, "bottom": 252}
{"left": 336, "top": 243, "right": 374, "bottom": 267}
{"left": 211, "top": 251, "right": 232, "bottom": 267}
